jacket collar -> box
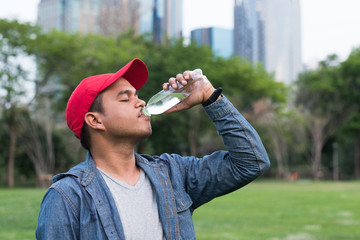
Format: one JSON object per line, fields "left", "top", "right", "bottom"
{"left": 53, "top": 152, "right": 158, "bottom": 185}
{"left": 53, "top": 152, "right": 95, "bottom": 186}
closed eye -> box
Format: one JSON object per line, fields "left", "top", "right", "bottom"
{"left": 116, "top": 89, "right": 140, "bottom": 103}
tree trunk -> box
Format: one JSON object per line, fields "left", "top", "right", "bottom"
{"left": 7, "top": 124, "right": 16, "bottom": 188}
{"left": 311, "top": 119, "right": 325, "bottom": 180}
{"left": 355, "top": 132, "right": 360, "bottom": 179}
{"left": 332, "top": 142, "right": 339, "bottom": 181}
{"left": 272, "top": 135, "right": 286, "bottom": 179}
{"left": 312, "top": 141, "right": 323, "bottom": 180}
{"left": 18, "top": 114, "right": 54, "bottom": 188}
{"left": 44, "top": 99, "right": 55, "bottom": 173}
{"left": 274, "top": 151, "right": 285, "bottom": 179}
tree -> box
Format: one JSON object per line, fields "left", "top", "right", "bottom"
{"left": 340, "top": 47, "right": 360, "bottom": 178}
{"left": 0, "top": 19, "right": 40, "bottom": 187}
{"left": 0, "top": 20, "right": 293, "bottom": 186}
{"left": 295, "top": 55, "right": 356, "bottom": 179}
{"left": 17, "top": 112, "right": 55, "bottom": 188}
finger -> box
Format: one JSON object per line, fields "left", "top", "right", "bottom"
{"left": 176, "top": 73, "right": 183, "bottom": 80}
{"left": 176, "top": 73, "right": 187, "bottom": 86}
{"left": 162, "top": 82, "right": 170, "bottom": 90}
{"left": 168, "top": 77, "right": 178, "bottom": 89}
{"left": 182, "top": 71, "right": 192, "bottom": 80}
{"left": 165, "top": 100, "right": 191, "bottom": 114}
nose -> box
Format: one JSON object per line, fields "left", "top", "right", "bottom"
{"left": 137, "top": 98, "right": 146, "bottom": 108}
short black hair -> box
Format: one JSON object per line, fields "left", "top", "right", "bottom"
{"left": 80, "top": 92, "right": 105, "bottom": 150}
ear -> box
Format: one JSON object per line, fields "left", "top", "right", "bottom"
{"left": 84, "top": 112, "right": 105, "bottom": 131}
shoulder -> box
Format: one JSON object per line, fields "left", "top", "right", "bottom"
{"left": 48, "top": 157, "right": 88, "bottom": 200}
{"left": 39, "top": 158, "right": 90, "bottom": 211}
{"left": 47, "top": 161, "right": 88, "bottom": 207}
{"left": 43, "top": 176, "right": 83, "bottom": 217}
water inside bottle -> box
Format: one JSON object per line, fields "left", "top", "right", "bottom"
{"left": 142, "top": 92, "right": 190, "bottom": 116}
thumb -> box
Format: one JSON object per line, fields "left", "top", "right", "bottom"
{"left": 165, "top": 100, "right": 192, "bottom": 114}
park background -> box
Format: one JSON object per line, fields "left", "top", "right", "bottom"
{"left": 1, "top": 0, "right": 360, "bottom": 239}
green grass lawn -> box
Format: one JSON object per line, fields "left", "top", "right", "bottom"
{"left": 193, "top": 181, "right": 360, "bottom": 240}
{"left": 0, "top": 181, "right": 359, "bottom": 240}
{"left": 0, "top": 188, "right": 46, "bottom": 240}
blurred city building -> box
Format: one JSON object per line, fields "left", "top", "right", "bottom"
{"left": 36, "top": 0, "right": 302, "bottom": 83}
{"left": 190, "top": 27, "right": 233, "bottom": 58}
{"left": 37, "top": 0, "right": 183, "bottom": 43}
{"left": 234, "top": 0, "right": 265, "bottom": 64}
{"left": 234, "top": 0, "right": 302, "bottom": 84}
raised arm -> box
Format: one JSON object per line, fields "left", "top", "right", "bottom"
{"left": 159, "top": 71, "right": 270, "bottom": 209}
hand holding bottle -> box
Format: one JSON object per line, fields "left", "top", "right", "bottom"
{"left": 142, "top": 69, "right": 216, "bottom": 116}
{"left": 162, "top": 70, "right": 215, "bottom": 113}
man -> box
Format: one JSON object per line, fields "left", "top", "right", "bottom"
{"left": 36, "top": 58, "right": 270, "bottom": 239}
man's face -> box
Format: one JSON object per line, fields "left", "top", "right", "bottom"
{"left": 98, "top": 77, "right": 152, "bottom": 143}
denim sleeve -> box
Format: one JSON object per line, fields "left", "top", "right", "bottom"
{"left": 165, "top": 96, "right": 270, "bottom": 209}
{"left": 36, "top": 188, "right": 79, "bottom": 239}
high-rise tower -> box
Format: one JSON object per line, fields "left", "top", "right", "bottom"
{"left": 191, "top": 27, "right": 233, "bottom": 58}
{"left": 234, "top": 0, "right": 302, "bottom": 83}
{"left": 37, "top": 0, "right": 182, "bottom": 43}
{"left": 234, "top": 0, "right": 265, "bottom": 64}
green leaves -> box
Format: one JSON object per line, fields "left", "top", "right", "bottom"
{"left": 0, "top": 19, "right": 39, "bottom": 108}
{"left": 0, "top": 18, "right": 292, "bottom": 173}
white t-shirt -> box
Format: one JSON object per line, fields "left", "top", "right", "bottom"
{"left": 98, "top": 168, "right": 165, "bottom": 240}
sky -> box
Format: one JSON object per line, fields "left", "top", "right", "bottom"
{"left": 1, "top": 0, "right": 360, "bottom": 67}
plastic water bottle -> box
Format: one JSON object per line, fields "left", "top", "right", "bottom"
{"left": 142, "top": 69, "right": 204, "bottom": 117}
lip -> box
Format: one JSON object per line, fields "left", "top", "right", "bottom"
{"left": 139, "top": 111, "right": 150, "bottom": 119}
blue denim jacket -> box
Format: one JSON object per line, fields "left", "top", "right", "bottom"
{"left": 36, "top": 96, "right": 270, "bottom": 240}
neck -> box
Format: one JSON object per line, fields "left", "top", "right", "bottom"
{"left": 90, "top": 141, "right": 140, "bottom": 185}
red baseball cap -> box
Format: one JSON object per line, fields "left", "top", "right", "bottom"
{"left": 66, "top": 58, "right": 148, "bottom": 139}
